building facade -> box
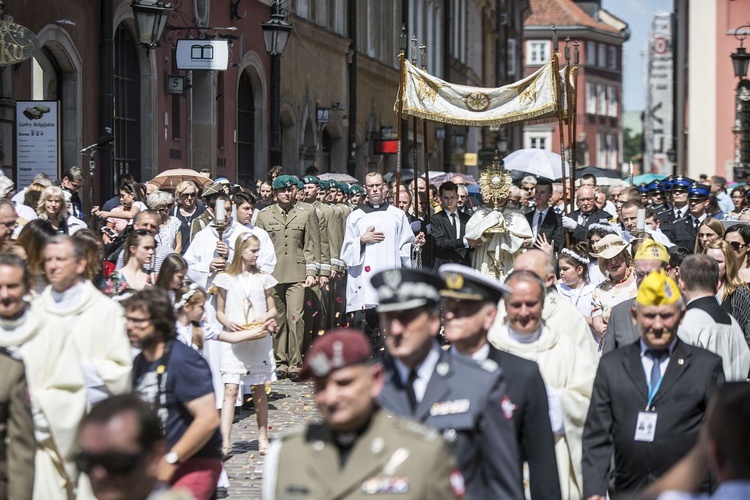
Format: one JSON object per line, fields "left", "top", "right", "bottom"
{"left": 522, "top": 0, "right": 628, "bottom": 172}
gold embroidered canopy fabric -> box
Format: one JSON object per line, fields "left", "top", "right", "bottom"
{"left": 398, "top": 59, "right": 570, "bottom": 126}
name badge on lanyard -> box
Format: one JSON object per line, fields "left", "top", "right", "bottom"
{"left": 634, "top": 373, "right": 663, "bottom": 442}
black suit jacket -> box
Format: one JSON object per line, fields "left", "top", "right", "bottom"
{"left": 378, "top": 349, "right": 524, "bottom": 500}
{"left": 430, "top": 209, "right": 472, "bottom": 268}
{"left": 487, "top": 346, "right": 562, "bottom": 500}
{"left": 582, "top": 340, "right": 724, "bottom": 497}
{"left": 526, "top": 208, "right": 564, "bottom": 253}
{"left": 666, "top": 216, "right": 698, "bottom": 251}
{"left": 567, "top": 208, "right": 613, "bottom": 243}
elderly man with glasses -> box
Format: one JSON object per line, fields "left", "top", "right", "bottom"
{"left": 563, "top": 185, "right": 614, "bottom": 244}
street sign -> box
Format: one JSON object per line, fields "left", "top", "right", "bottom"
{"left": 175, "top": 40, "right": 230, "bottom": 70}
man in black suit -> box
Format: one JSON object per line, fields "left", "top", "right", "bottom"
{"left": 525, "top": 178, "right": 564, "bottom": 254}
{"left": 430, "top": 181, "right": 473, "bottom": 268}
{"left": 438, "top": 263, "right": 562, "bottom": 500}
{"left": 563, "top": 185, "right": 613, "bottom": 244}
{"left": 372, "top": 268, "right": 523, "bottom": 500}
{"left": 582, "top": 270, "right": 724, "bottom": 499}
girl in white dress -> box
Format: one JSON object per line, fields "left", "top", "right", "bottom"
{"left": 556, "top": 243, "right": 597, "bottom": 330}
{"left": 215, "top": 233, "right": 278, "bottom": 456}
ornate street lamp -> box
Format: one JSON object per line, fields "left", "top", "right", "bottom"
{"left": 131, "top": 0, "right": 173, "bottom": 51}
{"left": 261, "top": 1, "right": 293, "bottom": 169}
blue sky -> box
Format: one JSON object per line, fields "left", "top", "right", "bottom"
{"left": 602, "top": 0, "right": 673, "bottom": 113}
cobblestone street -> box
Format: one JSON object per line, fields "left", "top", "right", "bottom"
{"left": 222, "top": 380, "right": 318, "bottom": 499}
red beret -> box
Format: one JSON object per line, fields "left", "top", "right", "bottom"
{"left": 301, "top": 328, "right": 372, "bottom": 379}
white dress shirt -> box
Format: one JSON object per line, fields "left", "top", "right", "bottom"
{"left": 393, "top": 343, "right": 440, "bottom": 404}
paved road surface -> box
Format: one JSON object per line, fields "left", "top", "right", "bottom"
{"left": 222, "top": 380, "right": 318, "bottom": 499}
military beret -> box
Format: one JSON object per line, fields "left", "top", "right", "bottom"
{"left": 688, "top": 182, "right": 709, "bottom": 199}
{"left": 671, "top": 176, "right": 694, "bottom": 191}
{"left": 272, "top": 175, "right": 297, "bottom": 190}
{"left": 300, "top": 328, "right": 372, "bottom": 379}
{"left": 646, "top": 180, "right": 664, "bottom": 193}
{"left": 337, "top": 182, "right": 350, "bottom": 195}
{"left": 349, "top": 184, "right": 365, "bottom": 195}
{"left": 371, "top": 268, "right": 444, "bottom": 313}
{"left": 302, "top": 175, "right": 320, "bottom": 185}
{"left": 438, "top": 264, "right": 511, "bottom": 303}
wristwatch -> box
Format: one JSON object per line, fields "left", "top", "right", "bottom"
{"left": 164, "top": 451, "right": 180, "bottom": 465}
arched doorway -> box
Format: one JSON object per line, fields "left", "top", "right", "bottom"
{"left": 113, "top": 24, "right": 142, "bottom": 182}
{"left": 237, "top": 72, "right": 255, "bottom": 188}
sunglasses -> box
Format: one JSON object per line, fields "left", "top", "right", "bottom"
{"left": 75, "top": 451, "right": 146, "bottom": 475}
{"left": 729, "top": 241, "right": 746, "bottom": 251}
{"left": 181, "top": 192, "right": 196, "bottom": 199}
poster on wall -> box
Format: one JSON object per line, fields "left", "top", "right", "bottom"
{"left": 15, "top": 100, "right": 59, "bottom": 187}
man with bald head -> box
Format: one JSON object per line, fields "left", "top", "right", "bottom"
{"left": 563, "top": 186, "right": 613, "bottom": 244}
{"left": 490, "top": 249, "right": 598, "bottom": 359}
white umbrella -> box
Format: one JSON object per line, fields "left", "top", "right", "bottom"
{"left": 503, "top": 148, "right": 569, "bottom": 180}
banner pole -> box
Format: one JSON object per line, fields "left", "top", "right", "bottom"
{"left": 552, "top": 27, "right": 568, "bottom": 216}
{"left": 570, "top": 41, "right": 579, "bottom": 206}
{"left": 396, "top": 25, "right": 406, "bottom": 206}
{"left": 420, "top": 44, "right": 432, "bottom": 226}
{"left": 411, "top": 36, "right": 420, "bottom": 221}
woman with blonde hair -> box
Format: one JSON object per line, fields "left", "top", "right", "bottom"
{"left": 705, "top": 240, "right": 750, "bottom": 342}
{"left": 590, "top": 234, "right": 638, "bottom": 344}
{"left": 695, "top": 217, "right": 724, "bottom": 254}
{"left": 147, "top": 190, "right": 183, "bottom": 253}
{"left": 172, "top": 180, "right": 204, "bottom": 254}
{"left": 36, "top": 186, "right": 69, "bottom": 233}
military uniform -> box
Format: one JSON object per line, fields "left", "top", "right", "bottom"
{"left": 263, "top": 408, "right": 463, "bottom": 499}
{"left": 302, "top": 200, "right": 330, "bottom": 350}
{"left": 256, "top": 201, "right": 320, "bottom": 376}
{"left": 327, "top": 198, "right": 348, "bottom": 329}
{"left": 379, "top": 349, "right": 523, "bottom": 500}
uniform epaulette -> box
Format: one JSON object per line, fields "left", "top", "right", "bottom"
{"left": 390, "top": 414, "right": 439, "bottom": 442}
{"left": 277, "top": 424, "right": 307, "bottom": 441}
{"left": 479, "top": 358, "right": 499, "bottom": 373}
{"left": 260, "top": 205, "right": 274, "bottom": 213}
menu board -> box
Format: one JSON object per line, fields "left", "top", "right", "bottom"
{"left": 16, "top": 100, "right": 58, "bottom": 186}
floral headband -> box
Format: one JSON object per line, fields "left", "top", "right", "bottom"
{"left": 588, "top": 223, "right": 618, "bottom": 234}
{"left": 174, "top": 283, "right": 200, "bottom": 311}
{"left": 560, "top": 248, "right": 590, "bottom": 265}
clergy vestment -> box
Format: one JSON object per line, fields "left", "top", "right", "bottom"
{"left": 490, "top": 324, "right": 597, "bottom": 500}
{"left": 32, "top": 281, "right": 132, "bottom": 499}
{"left": 465, "top": 206, "right": 533, "bottom": 280}
{"left": 678, "top": 296, "right": 750, "bottom": 381}
{"left": 340, "top": 203, "right": 413, "bottom": 313}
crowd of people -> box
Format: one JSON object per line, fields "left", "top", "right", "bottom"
{"left": 0, "top": 162, "right": 748, "bottom": 500}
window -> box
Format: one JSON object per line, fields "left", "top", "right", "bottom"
{"left": 608, "top": 132, "right": 618, "bottom": 168}
{"left": 608, "top": 46, "right": 617, "bottom": 70}
{"left": 598, "top": 43, "right": 607, "bottom": 68}
{"left": 586, "top": 82, "right": 597, "bottom": 114}
{"left": 113, "top": 25, "right": 141, "bottom": 181}
{"left": 586, "top": 41, "right": 596, "bottom": 66}
{"left": 598, "top": 84, "right": 607, "bottom": 116}
{"left": 524, "top": 130, "right": 553, "bottom": 150}
{"left": 237, "top": 72, "right": 255, "bottom": 188}
{"left": 507, "top": 38, "right": 517, "bottom": 77}
{"left": 597, "top": 132, "right": 607, "bottom": 166}
{"left": 526, "top": 40, "right": 549, "bottom": 65}
{"left": 608, "top": 86, "right": 618, "bottom": 117}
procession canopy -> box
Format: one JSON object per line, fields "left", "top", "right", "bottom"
{"left": 396, "top": 58, "right": 572, "bottom": 127}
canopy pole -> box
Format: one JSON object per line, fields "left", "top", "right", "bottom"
{"left": 570, "top": 41, "right": 580, "bottom": 207}
{"left": 552, "top": 27, "right": 568, "bottom": 216}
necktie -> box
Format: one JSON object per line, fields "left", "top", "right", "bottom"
{"left": 646, "top": 349, "right": 667, "bottom": 389}
{"left": 693, "top": 217, "right": 699, "bottom": 229}
{"left": 536, "top": 211, "right": 544, "bottom": 236}
{"left": 406, "top": 369, "right": 419, "bottom": 411}
{"left": 450, "top": 213, "right": 458, "bottom": 239}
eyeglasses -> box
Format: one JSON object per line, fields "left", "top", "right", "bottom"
{"left": 75, "top": 451, "right": 146, "bottom": 475}
{"left": 125, "top": 316, "right": 152, "bottom": 325}
{"left": 0, "top": 219, "right": 17, "bottom": 229}
{"left": 181, "top": 192, "right": 196, "bottom": 199}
